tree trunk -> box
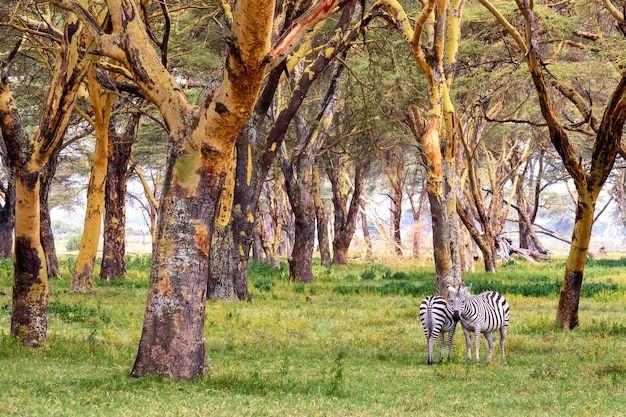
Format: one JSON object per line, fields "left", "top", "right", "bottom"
{"left": 12, "top": 172, "right": 48, "bottom": 346}
{"left": 101, "top": 112, "right": 140, "bottom": 281}
{"left": 124, "top": 0, "right": 278, "bottom": 380}
{"left": 556, "top": 193, "right": 594, "bottom": 329}
{"left": 409, "top": 113, "right": 463, "bottom": 295}
{"left": 229, "top": 66, "right": 283, "bottom": 300}
{"left": 328, "top": 157, "right": 364, "bottom": 265}
{"left": 1, "top": 23, "right": 91, "bottom": 346}
{"left": 251, "top": 224, "right": 264, "bottom": 262}
{"left": 284, "top": 162, "right": 316, "bottom": 283}
{"left": 0, "top": 176, "right": 15, "bottom": 258}
{"left": 384, "top": 151, "right": 404, "bottom": 257}
{"left": 313, "top": 165, "right": 331, "bottom": 267}
{"left": 409, "top": 186, "right": 426, "bottom": 260}
{"left": 71, "top": 72, "right": 113, "bottom": 292}
{"left": 386, "top": 0, "right": 465, "bottom": 295}
{"left": 258, "top": 180, "right": 286, "bottom": 268}
{"left": 208, "top": 152, "right": 238, "bottom": 301}
{"left": 39, "top": 143, "right": 61, "bottom": 279}
{"left": 360, "top": 207, "right": 373, "bottom": 261}
{"left": 208, "top": 222, "right": 236, "bottom": 301}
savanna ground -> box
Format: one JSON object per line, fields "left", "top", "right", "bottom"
{"left": 0, "top": 255, "right": 625, "bottom": 416}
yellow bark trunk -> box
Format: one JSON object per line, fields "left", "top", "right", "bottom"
{"left": 12, "top": 174, "right": 48, "bottom": 346}
{"left": 71, "top": 70, "right": 114, "bottom": 292}
{"left": 3, "top": 12, "right": 93, "bottom": 346}
{"left": 384, "top": 0, "right": 464, "bottom": 292}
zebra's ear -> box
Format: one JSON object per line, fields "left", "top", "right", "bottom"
{"left": 466, "top": 283, "right": 472, "bottom": 292}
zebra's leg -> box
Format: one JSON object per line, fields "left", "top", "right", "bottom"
{"left": 484, "top": 331, "right": 495, "bottom": 364}
{"left": 446, "top": 327, "right": 455, "bottom": 362}
{"left": 500, "top": 326, "right": 507, "bottom": 365}
{"left": 427, "top": 335, "right": 436, "bottom": 365}
{"left": 474, "top": 328, "right": 481, "bottom": 363}
{"left": 463, "top": 327, "right": 472, "bottom": 362}
{"left": 438, "top": 333, "right": 445, "bottom": 363}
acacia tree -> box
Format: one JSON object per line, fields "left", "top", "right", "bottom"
{"left": 325, "top": 152, "right": 365, "bottom": 265}
{"left": 53, "top": 0, "right": 345, "bottom": 379}
{"left": 100, "top": 110, "right": 141, "bottom": 281}
{"left": 281, "top": 61, "right": 345, "bottom": 283}
{"left": 312, "top": 164, "right": 331, "bottom": 267}
{"left": 481, "top": 0, "right": 626, "bottom": 328}
{"left": 382, "top": 146, "right": 405, "bottom": 257}
{"left": 1, "top": 15, "right": 94, "bottom": 345}
{"left": 384, "top": 0, "right": 465, "bottom": 295}
{"left": 229, "top": 1, "right": 375, "bottom": 294}
{"left": 70, "top": 68, "right": 114, "bottom": 292}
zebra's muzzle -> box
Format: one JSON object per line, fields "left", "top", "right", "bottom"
{"left": 452, "top": 311, "right": 461, "bottom": 322}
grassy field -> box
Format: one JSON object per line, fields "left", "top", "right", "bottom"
{"left": 0, "top": 256, "right": 625, "bottom": 416}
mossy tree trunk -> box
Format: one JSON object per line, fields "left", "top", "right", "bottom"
{"left": 283, "top": 162, "right": 316, "bottom": 283}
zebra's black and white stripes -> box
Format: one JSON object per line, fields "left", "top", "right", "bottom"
{"left": 446, "top": 284, "right": 510, "bottom": 364}
{"left": 419, "top": 295, "right": 458, "bottom": 365}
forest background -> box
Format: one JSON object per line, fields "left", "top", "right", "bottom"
{"left": 1, "top": 1, "right": 626, "bottom": 414}
{"left": 1, "top": 0, "right": 626, "bottom": 393}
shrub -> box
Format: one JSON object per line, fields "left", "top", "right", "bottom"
{"left": 360, "top": 270, "right": 376, "bottom": 280}
{"left": 389, "top": 271, "right": 409, "bottom": 280}
{"left": 370, "top": 264, "right": 392, "bottom": 279}
{"left": 65, "top": 234, "right": 82, "bottom": 251}
{"left": 253, "top": 278, "right": 275, "bottom": 292}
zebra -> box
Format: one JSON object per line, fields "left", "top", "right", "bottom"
{"left": 419, "top": 295, "right": 458, "bottom": 365}
{"left": 446, "top": 284, "right": 510, "bottom": 364}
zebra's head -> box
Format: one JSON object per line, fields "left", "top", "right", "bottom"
{"left": 446, "top": 283, "right": 472, "bottom": 322}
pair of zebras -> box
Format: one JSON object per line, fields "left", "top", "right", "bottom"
{"left": 419, "top": 284, "right": 510, "bottom": 365}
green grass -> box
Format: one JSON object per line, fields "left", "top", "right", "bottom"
{"left": 0, "top": 256, "right": 625, "bottom": 416}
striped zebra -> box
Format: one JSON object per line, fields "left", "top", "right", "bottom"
{"left": 419, "top": 295, "right": 458, "bottom": 365}
{"left": 446, "top": 284, "right": 510, "bottom": 364}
